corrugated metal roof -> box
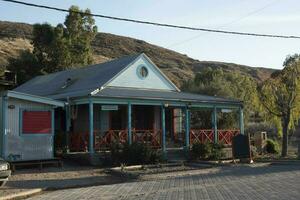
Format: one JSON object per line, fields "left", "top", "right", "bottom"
{"left": 14, "top": 54, "right": 141, "bottom": 97}
{"left": 93, "top": 87, "right": 242, "bottom": 105}
{"left": 13, "top": 53, "right": 242, "bottom": 106}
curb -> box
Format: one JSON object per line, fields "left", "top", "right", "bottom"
{"left": 0, "top": 188, "right": 43, "bottom": 200}
{"left": 0, "top": 178, "right": 127, "bottom": 200}
{"left": 255, "top": 159, "right": 300, "bottom": 165}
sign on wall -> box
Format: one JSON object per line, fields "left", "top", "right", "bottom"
{"left": 101, "top": 105, "right": 119, "bottom": 111}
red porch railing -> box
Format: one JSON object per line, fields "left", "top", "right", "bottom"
{"left": 94, "top": 130, "right": 128, "bottom": 151}
{"left": 190, "top": 129, "right": 240, "bottom": 145}
{"left": 132, "top": 129, "right": 161, "bottom": 148}
{"left": 69, "top": 129, "right": 162, "bottom": 152}
{"left": 190, "top": 129, "right": 214, "bottom": 144}
{"left": 218, "top": 130, "right": 240, "bottom": 145}
{"left": 69, "top": 129, "right": 240, "bottom": 152}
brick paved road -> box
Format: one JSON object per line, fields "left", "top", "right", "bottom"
{"left": 27, "top": 164, "right": 300, "bottom": 200}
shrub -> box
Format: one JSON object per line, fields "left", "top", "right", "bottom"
{"left": 191, "top": 143, "right": 211, "bottom": 159}
{"left": 110, "top": 142, "right": 123, "bottom": 165}
{"left": 209, "top": 143, "right": 225, "bottom": 160}
{"left": 110, "top": 142, "right": 162, "bottom": 165}
{"left": 266, "top": 139, "right": 279, "bottom": 154}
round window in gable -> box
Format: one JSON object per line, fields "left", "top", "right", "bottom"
{"left": 139, "top": 66, "right": 148, "bottom": 78}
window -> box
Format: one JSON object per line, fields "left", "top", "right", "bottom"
{"left": 139, "top": 66, "right": 148, "bottom": 78}
{"left": 22, "top": 111, "right": 52, "bottom": 134}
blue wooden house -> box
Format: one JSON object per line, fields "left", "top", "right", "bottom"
{"left": 1, "top": 53, "right": 244, "bottom": 161}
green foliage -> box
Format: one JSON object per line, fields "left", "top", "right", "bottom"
{"left": 259, "top": 54, "right": 300, "bottom": 156}
{"left": 110, "top": 142, "right": 162, "bottom": 165}
{"left": 7, "top": 5, "right": 97, "bottom": 85}
{"left": 209, "top": 143, "right": 225, "bottom": 160}
{"left": 266, "top": 139, "right": 280, "bottom": 154}
{"left": 190, "top": 143, "right": 225, "bottom": 160}
{"left": 7, "top": 50, "right": 40, "bottom": 84}
{"left": 182, "top": 68, "right": 262, "bottom": 128}
{"left": 191, "top": 143, "right": 211, "bottom": 159}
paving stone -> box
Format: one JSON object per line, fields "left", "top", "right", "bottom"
{"left": 27, "top": 164, "right": 300, "bottom": 200}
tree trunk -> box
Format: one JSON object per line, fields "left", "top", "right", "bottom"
{"left": 281, "top": 118, "right": 289, "bottom": 157}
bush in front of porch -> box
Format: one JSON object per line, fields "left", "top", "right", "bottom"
{"left": 110, "top": 142, "right": 163, "bottom": 166}
{"left": 190, "top": 143, "right": 225, "bottom": 160}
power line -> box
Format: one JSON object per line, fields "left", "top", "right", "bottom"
{"left": 167, "top": 0, "right": 282, "bottom": 48}
{"left": 2, "top": 0, "right": 300, "bottom": 39}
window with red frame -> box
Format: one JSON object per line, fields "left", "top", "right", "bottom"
{"left": 22, "top": 111, "right": 52, "bottom": 134}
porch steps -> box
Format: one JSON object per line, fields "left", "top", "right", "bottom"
{"left": 166, "top": 148, "right": 187, "bottom": 162}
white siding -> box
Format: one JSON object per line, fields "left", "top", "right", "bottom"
{"left": 107, "top": 56, "right": 176, "bottom": 91}
{"left": 4, "top": 98, "right": 54, "bottom": 161}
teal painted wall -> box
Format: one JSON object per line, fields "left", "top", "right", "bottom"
{"left": 107, "top": 56, "right": 176, "bottom": 91}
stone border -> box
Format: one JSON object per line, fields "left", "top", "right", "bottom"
{"left": 106, "top": 162, "right": 215, "bottom": 180}
{"left": 258, "top": 159, "right": 300, "bottom": 166}
{"left": 0, "top": 188, "right": 43, "bottom": 200}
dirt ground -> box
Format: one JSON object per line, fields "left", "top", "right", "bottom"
{"left": 0, "top": 161, "right": 122, "bottom": 198}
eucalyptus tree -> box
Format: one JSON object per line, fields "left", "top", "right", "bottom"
{"left": 7, "top": 5, "right": 98, "bottom": 84}
{"left": 259, "top": 54, "right": 300, "bottom": 157}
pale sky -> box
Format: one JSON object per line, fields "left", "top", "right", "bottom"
{"left": 1, "top": 0, "right": 300, "bottom": 69}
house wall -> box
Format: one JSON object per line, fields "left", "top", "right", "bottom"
{"left": 107, "top": 56, "right": 176, "bottom": 91}
{"left": 4, "top": 98, "right": 54, "bottom": 161}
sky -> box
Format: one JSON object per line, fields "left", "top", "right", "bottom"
{"left": 1, "top": 0, "right": 300, "bottom": 69}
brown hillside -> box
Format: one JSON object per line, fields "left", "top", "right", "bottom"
{"left": 0, "top": 21, "right": 275, "bottom": 87}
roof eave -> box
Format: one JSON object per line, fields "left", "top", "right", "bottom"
{"left": 4, "top": 91, "right": 65, "bottom": 107}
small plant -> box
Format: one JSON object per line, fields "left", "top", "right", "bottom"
{"left": 266, "top": 139, "right": 279, "bottom": 154}
{"left": 191, "top": 143, "right": 211, "bottom": 160}
{"left": 250, "top": 145, "right": 258, "bottom": 158}
{"left": 109, "top": 142, "right": 162, "bottom": 165}
{"left": 110, "top": 142, "right": 123, "bottom": 165}
{"left": 209, "top": 143, "right": 225, "bottom": 160}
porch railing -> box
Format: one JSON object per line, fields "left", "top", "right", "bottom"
{"left": 132, "top": 129, "right": 161, "bottom": 149}
{"left": 190, "top": 129, "right": 214, "bottom": 144}
{"left": 69, "top": 129, "right": 162, "bottom": 152}
{"left": 217, "top": 130, "right": 240, "bottom": 145}
{"left": 190, "top": 129, "right": 240, "bottom": 145}
{"left": 94, "top": 130, "right": 128, "bottom": 151}
{"left": 69, "top": 129, "right": 240, "bottom": 152}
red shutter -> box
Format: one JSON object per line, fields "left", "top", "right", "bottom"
{"left": 22, "top": 111, "right": 52, "bottom": 134}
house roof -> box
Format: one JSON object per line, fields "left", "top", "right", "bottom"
{"left": 2, "top": 91, "right": 65, "bottom": 107}
{"left": 13, "top": 53, "right": 242, "bottom": 106}
{"left": 14, "top": 54, "right": 141, "bottom": 97}
{"left": 92, "top": 87, "right": 242, "bottom": 105}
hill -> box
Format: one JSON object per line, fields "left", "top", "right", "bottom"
{"left": 0, "top": 21, "right": 275, "bottom": 87}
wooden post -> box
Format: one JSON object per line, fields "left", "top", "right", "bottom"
{"left": 184, "top": 107, "right": 190, "bottom": 151}
{"left": 89, "top": 99, "right": 94, "bottom": 154}
{"left": 213, "top": 106, "right": 218, "bottom": 143}
{"left": 161, "top": 105, "right": 166, "bottom": 154}
{"left": 128, "top": 102, "right": 132, "bottom": 145}
{"left": 239, "top": 106, "right": 244, "bottom": 135}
